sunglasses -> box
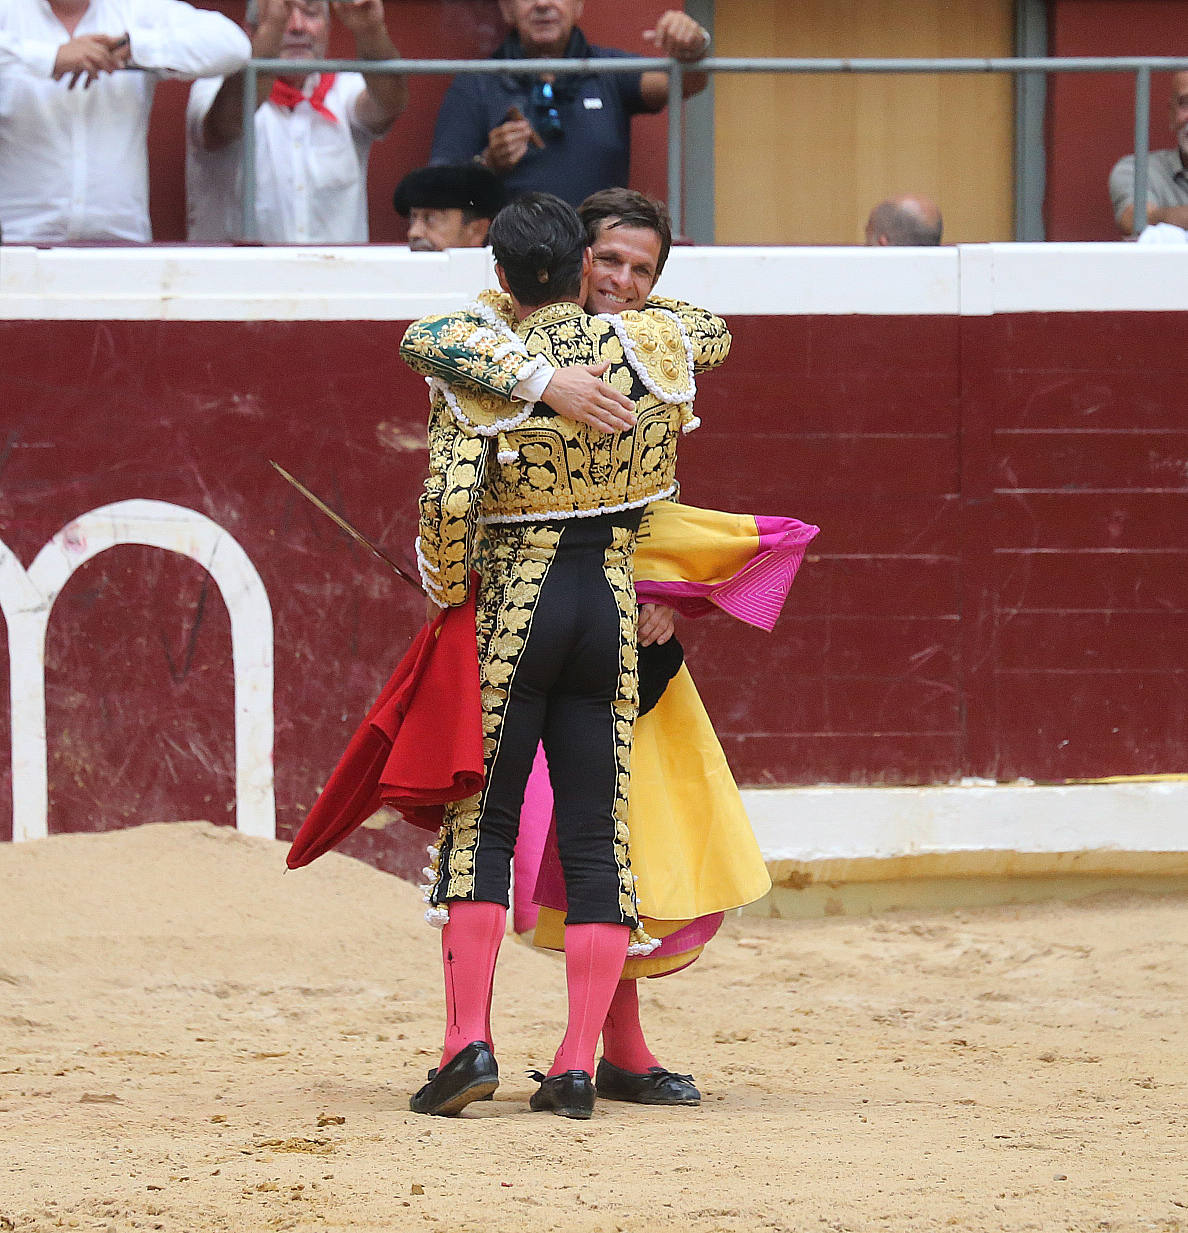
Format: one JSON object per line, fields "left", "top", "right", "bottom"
{"left": 530, "top": 81, "right": 564, "bottom": 140}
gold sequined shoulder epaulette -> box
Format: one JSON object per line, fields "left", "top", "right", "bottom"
{"left": 604, "top": 310, "right": 696, "bottom": 404}
{"left": 475, "top": 288, "right": 516, "bottom": 327}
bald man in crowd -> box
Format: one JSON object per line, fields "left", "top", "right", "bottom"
{"left": 864, "top": 194, "right": 943, "bottom": 247}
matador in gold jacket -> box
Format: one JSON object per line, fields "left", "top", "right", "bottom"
{"left": 400, "top": 193, "right": 701, "bottom": 1121}
{"left": 400, "top": 284, "right": 788, "bottom": 1112}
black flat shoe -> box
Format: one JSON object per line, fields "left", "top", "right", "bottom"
{"left": 594, "top": 1058, "right": 701, "bottom": 1106}
{"left": 422, "top": 1065, "right": 495, "bottom": 1101}
{"left": 528, "top": 1069, "right": 595, "bottom": 1119}
{"left": 409, "top": 1041, "right": 498, "bottom": 1116}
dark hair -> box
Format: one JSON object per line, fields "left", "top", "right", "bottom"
{"left": 392, "top": 163, "right": 505, "bottom": 221}
{"left": 579, "top": 188, "right": 673, "bottom": 279}
{"left": 488, "top": 193, "right": 586, "bottom": 306}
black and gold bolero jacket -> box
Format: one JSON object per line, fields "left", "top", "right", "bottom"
{"left": 402, "top": 294, "right": 714, "bottom": 607}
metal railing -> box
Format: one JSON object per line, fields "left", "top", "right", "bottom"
{"left": 240, "top": 54, "right": 1188, "bottom": 242}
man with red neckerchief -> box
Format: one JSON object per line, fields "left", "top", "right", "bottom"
{"left": 185, "top": 0, "right": 406, "bottom": 243}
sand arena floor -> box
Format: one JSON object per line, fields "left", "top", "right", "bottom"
{"left": 2, "top": 821, "right": 1187, "bottom": 1233}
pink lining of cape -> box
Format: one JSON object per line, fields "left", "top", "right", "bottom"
{"left": 633, "top": 515, "right": 819, "bottom": 632}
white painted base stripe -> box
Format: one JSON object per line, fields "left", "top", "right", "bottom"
{"left": 741, "top": 781, "right": 1188, "bottom": 864}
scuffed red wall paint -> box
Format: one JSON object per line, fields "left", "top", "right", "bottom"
{"left": 2, "top": 311, "right": 1186, "bottom": 870}
{"left": 147, "top": 0, "right": 676, "bottom": 243}
{"left": 0, "top": 319, "right": 429, "bottom": 875}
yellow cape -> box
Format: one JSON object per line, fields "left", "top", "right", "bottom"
{"left": 533, "top": 502, "right": 777, "bottom": 977}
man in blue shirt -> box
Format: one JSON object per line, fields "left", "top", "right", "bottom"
{"left": 429, "top": 0, "right": 710, "bottom": 206}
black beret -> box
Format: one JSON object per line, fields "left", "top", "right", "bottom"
{"left": 392, "top": 164, "right": 506, "bottom": 219}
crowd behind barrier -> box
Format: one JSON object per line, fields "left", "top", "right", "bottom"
{"left": 237, "top": 51, "right": 1188, "bottom": 241}
{"left": 1, "top": 0, "right": 1188, "bottom": 246}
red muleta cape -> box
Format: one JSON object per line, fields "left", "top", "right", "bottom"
{"left": 286, "top": 589, "right": 483, "bottom": 869}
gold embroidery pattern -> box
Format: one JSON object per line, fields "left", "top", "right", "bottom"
{"left": 613, "top": 310, "right": 693, "bottom": 398}
{"left": 482, "top": 287, "right": 729, "bottom": 377}
{"left": 644, "top": 295, "right": 733, "bottom": 372}
{"left": 476, "top": 288, "right": 517, "bottom": 325}
{"left": 405, "top": 299, "right": 704, "bottom": 525}
{"left": 418, "top": 399, "right": 488, "bottom": 606}
{"left": 604, "top": 525, "right": 642, "bottom": 924}
{"left": 434, "top": 523, "right": 560, "bottom": 902}
{"left": 469, "top": 303, "right": 689, "bottom": 522}
{"left": 420, "top": 828, "right": 451, "bottom": 924}
{"left": 401, "top": 315, "right": 526, "bottom": 402}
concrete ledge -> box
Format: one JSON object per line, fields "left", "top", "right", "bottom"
{"left": 767, "top": 848, "right": 1188, "bottom": 888}
{"left": 748, "top": 871, "right": 1188, "bottom": 920}
{"left": 5, "top": 243, "right": 1188, "bottom": 319}
{"left": 741, "top": 780, "right": 1188, "bottom": 866}
{"left": 741, "top": 780, "right": 1188, "bottom": 917}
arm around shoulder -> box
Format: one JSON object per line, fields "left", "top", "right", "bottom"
{"left": 401, "top": 312, "right": 539, "bottom": 402}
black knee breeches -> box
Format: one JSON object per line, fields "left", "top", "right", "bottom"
{"left": 432, "top": 511, "right": 642, "bottom": 927}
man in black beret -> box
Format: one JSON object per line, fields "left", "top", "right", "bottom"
{"left": 392, "top": 162, "right": 506, "bottom": 251}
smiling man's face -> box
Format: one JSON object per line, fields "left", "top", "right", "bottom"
{"left": 585, "top": 221, "right": 662, "bottom": 315}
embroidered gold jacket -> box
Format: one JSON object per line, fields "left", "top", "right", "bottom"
{"left": 403, "top": 297, "right": 701, "bottom": 606}
{"left": 400, "top": 291, "right": 731, "bottom": 400}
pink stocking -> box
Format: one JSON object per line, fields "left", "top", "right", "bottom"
{"left": 440, "top": 900, "right": 506, "bottom": 1068}
{"left": 549, "top": 922, "right": 629, "bottom": 1077}
{"left": 600, "top": 978, "right": 661, "bottom": 1073}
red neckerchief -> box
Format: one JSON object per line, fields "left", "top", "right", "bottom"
{"left": 268, "top": 72, "right": 338, "bottom": 123}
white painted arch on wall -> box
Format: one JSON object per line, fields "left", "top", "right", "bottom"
{"left": 0, "top": 500, "right": 275, "bottom": 843}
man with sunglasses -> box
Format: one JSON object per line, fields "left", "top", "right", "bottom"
{"left": 428, "top": 1, "right": 711, "bottom": 207}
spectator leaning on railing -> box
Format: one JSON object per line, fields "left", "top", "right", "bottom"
{"left": 1109, "top": 70, "right": 1188, "bottom": 236}
{"left": 429, "top": 0, "right": 710, "bottom": 207}
{"left": 0, "top": 0, "right": 249, "bottom": 245}
{"left": 186, "top": 0, "right": 407, "bottom": 244}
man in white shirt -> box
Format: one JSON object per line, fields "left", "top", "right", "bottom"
{"left": 0, "top": 0, "right": 250, "bottom": 244}
{"left": 186, "top": 0, "right": 406, "bottom": 244}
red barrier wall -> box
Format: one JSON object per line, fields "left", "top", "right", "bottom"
{"left": 3, "top": 306, "right": 1186, "bottom": 875}
{"left": 147, "top": 0, "right": 675, "bottom": 243}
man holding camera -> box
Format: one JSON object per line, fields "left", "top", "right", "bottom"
{"left": 429, "top": 0, "right": 710, "bottom": 206}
